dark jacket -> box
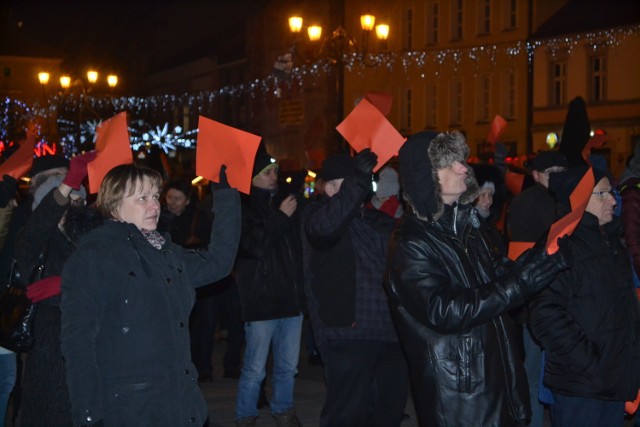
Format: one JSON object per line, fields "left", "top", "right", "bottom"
{"left": 60, "top": 188, "right": 240, "bottom": 427}
{"left": 15, "top": 189, "right": 102, "bottom": 427}
{"left": 302, "top": 176, "right": 398, "bottom": 346}
{"left": 158, "top": 202, "right": 212, "bottom": 249}
{"left": 529, "top": 213, "right": 640, "bottom": 401}
{"left": 234, "top": 187, "right": 304, "bottom": 322}
{"left": 620, "top": 177, "right": 640, "bottom": 276}
{"left": 508, "top": 182, "right": 557, "bottom": 242}
{"left": 385, "top": 131, "right": 533, "bottom": 426}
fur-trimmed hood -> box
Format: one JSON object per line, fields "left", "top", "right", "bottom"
{"left": 399, "top": 130, "right": 479, "bottom": 222}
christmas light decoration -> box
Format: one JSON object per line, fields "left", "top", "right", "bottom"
{"left": 0, "top": 25, "right": 636, "bottom": 157}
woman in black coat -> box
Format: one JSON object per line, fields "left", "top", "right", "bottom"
{"left": 60, "top": 164, "right": 240, "bottom": 427}
{"left": 15, "top": 152, "right": 101, "bottom": 427}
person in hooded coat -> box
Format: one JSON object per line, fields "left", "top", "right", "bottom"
{"left": 385, "top": 131, "right": 569, "bottom": 427}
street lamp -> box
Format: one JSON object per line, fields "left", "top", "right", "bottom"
{"left": 287, "top": 13, "right": 389, "bottom": 153}
{"left": 38, "top": 71, "right": 50, "bottom": 100}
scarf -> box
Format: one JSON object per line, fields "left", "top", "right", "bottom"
{"left": 140, "top": 228, "right": 165, "bottom": 250}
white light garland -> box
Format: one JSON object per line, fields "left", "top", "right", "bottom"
{"left": 1, "top": 24, "right": 637, "bottom": 155}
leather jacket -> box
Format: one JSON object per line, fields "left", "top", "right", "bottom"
{"left": 386, "top": 203, "right": 530, "bottom": 426}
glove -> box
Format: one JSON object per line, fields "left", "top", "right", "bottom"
{"left": 353, "top": 148, "right": 377, "bottom": 188}
{"left": 63, "top": 151, "right": 98, "bottom": 190}
{"left": 512, "top": 237, "right": 570, "bottom": 296}
{"left": 0, "top": 175, "right": 18, "bottom": 208}
{"left": 210, "top": 164, "right": 230, "bottom": 191}
{"left": 26, "top": 276, "right": 62, "bottom": 303}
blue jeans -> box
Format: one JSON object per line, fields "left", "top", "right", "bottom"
{"left": 0, "top": 351, "right": 17, "bottom": 426}
{"left": 550, "top": 393, "right": 625, "bottom": 427}
{"left": 235, "top": 315, "right": 303, "bottom": 419}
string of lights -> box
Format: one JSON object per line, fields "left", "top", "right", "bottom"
{"left": 1, "top": 24, "right": 637, "bottom": 157}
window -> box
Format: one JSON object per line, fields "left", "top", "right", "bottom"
{"left": 403, "top": 7, "right": 413, "bottom": 50}
{"left": 451, "top": 0, "right": 464, "bottom": 40}
{"left": 476, "top": 74, "right": 491, "bottom": 122}
{"left": 589, "top": 55, "right": 607, "bottom": 102}
{"left": 425, "top": 83, "right": 438, "bottom": 128}
{"left": 501, "top": 71, "right": 516, "bottom": 118}
{"left": 503, "top": 0, "right": 517, "bottom": 30}
{"left": 401, "top": 88, "right": 413, "bottom": 131}
{"left": 551, "top": 61, "right": 567, "bottom": 106}
{"left": 426, "top": 2, "right": 439, "bottom": 45}
{"left": 450, "top": 79, "right": 463, "bottom": 125}
{"left": 477, "top": 0, "right": 491, "bottom": 35}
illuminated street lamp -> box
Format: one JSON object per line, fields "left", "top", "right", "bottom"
{"left": 38, "top": 71, "right": 50, "bottom": 99}
{"left": 287, "top": 12, "right": 390, "bottom": 152}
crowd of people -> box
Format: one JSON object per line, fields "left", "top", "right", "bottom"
{"left": 1, "top": 96, "right": 640, "bottom": 427}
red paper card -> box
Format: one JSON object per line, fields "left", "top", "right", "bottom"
{"left": 546, "top": 168, "right": 594, "bottom": 254}
{"left": 0, "top": 133, "right": 37, "bottom": 179}
{"left": 508, "top": 241, "right": 535, "bottom": 261}
{"left": 487, "top": 115, "right": 507, "bottom": 145}
{"left": 336, "top": 98, "right": 406, "bottom": 172}
{"left": 363, "top": 92, "right": 392, "bottom": 117}
{"left": 87, "top": 112, "right": 133, "bottom": 194}
{"left": 196, "top": 116, "right": 262, "bottom": 195}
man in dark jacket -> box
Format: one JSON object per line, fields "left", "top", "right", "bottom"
{"left": 302, "top": 149, "right": 409, "bottom": 427}
{"left": 385, "top": 131, "right": 568, "bottom": 427}
{"left": 234, "top": 148, "right": 305, "bottom": 427}
{"left": 507, "top": 149, "right": 568, "bottom": 427}
{"left": 529, "top": 166, "right": 640, "bottom": 427}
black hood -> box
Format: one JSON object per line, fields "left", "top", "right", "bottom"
{"left": 399, "top": 130, "right": 479, "bottom": 222}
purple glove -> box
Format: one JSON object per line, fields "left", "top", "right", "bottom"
{"left": 63, "top": 151, "right": 98, "bottom": 190}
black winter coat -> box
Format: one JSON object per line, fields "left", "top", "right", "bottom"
{"left": 529, "top": 213, "right": 640, "bottom": 401}
{"left": 234, "top": 187, "right": 304, "bottom": 322}
{"left": 386, "top": 203, "right": 532, "bottom": 426}
{"left": 60, "top": 188, "right": 240, "bottom": 427}
{"left": 15, "top": 189, "right": 102, "bottom": 427}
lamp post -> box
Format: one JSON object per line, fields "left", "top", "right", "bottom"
{"left": 287, "top": 12, "right": 389, "bottom": 153}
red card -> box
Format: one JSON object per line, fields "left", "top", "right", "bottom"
{"left": 363, "top": 92, "right": 392, "bottom": 117}
{"left": 487, "top": 115, "right": 507, "bottom": 145}
{"left": 508, "top": 241, "right": 535, "bottom": 261}
{"left": 87, "top": 112, "right": 133, "bottom": 194}
{"left": 505, "top": 171, "right": 525, "bottom": 196}
{"left": 0, "top": 133, "right": 37, "bottom": 179}
{"left": 546, "top": 168, "right": 594, "bottom": 254}
{"left": 336, "top": 98, "right": 406, "bottom": 172}
{"left": 196, "top": 116, "right": 262, "bottom": 195}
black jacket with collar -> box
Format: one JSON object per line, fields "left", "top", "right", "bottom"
{"left": 386, "top": 131, "right": 533, "bottom": 426}
{"left": 387, "top": 202, "right": 531, "bottom": 426}
{"left": 234, "top": 186, "right": 305, "bottom": 322}
{"left": 60, "top": 188, "right": 240, "bottom": 427}
{"left": 529, "top": 213, "right": 640, "bottom": 401}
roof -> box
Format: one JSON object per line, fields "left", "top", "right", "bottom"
{"left": 532, "top": 0, "right": 640, "bottom": 39}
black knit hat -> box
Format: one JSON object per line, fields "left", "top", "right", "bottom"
{"left": 532, "top": 151, "right": 568, "bottom": 172}
{"left": 29, "top": 155, "right": 69, "bottom": 177}
{"left": 252, "top": 146, "right": 277, "bottom": 178}
{"left": 320, "top": 152, "right": 354, "bottom": 181}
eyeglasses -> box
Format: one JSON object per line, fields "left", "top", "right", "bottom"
{"left": 69, "top": 198, "right": 86, "bottom": 207}
{"left": 591, "top": 189, "right": 618, "bottom": 198}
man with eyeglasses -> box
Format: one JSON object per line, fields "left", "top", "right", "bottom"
{"left": 507, "top": 150, "right": 568, "bottom": 427}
